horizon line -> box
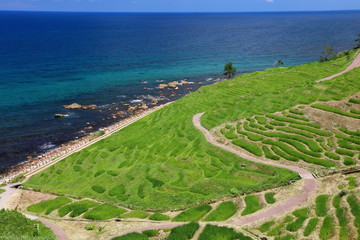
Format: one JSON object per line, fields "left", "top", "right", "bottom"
{"left": 1, "top": 9, "right": 360, "bottom": 14}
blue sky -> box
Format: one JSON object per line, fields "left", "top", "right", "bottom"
{"left": 1, "top": 0, "right": 360, "bottom": 12}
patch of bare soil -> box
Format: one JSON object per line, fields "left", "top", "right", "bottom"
{"left": 17, "top": 189, "right": 57, "bottom": 211}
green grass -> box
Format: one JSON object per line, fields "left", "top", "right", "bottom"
{"left": 112, "top": 232, "right": 148, "bottom": 240}
{"left": 263, "top": 146, "right": 280, "bottom": 160}
{"left": 204, "top": 201, "right": 237, "bottom": 221}
{"left": 289, "top": 109, "right": 305, "bottom": 115}
{"left": 142, "top": 229, "right": 159, "bottom": 237}
{"left": 259, "top": 221, "right": 275, "bottom": 232}
{"left": 83, "top": 204, "right": 127, "bottom": 220}
{"left": 349, "top": 98, "right": 360, "bottom": 104}
{"left": 58, "top": 200, "right": 99, "bottom": 217}
{"left": 0, "top": 209, "right": 56, "bottom": 240}
{"left": 173, "top": 205, "right": 212, "bottom": 222}
{"left": 344, "top": 157, "right": 356, "bottom": 166}
{"left": 198, "top": 224, "right": 252, "bottom": 240}
{"left": 242, "top": 195, "right": 262, "bottom": 215}
{"left": 345, "top": 177, "right": 357, "bottom": 190}
{"left": 265, "top": 192, "right": 276, "bottom": 204}
{"left": 319, "top": 216, "right": 333, "bottom": 240}
{"left": 316, "top": 195, "right": 329, "bottom": 217}
{"left": 293, "top": 208, "right": 309, "bottom": 218}
{"left": 333, "top": 195, "right": 349, "bottom": 240}
{"left": 303, "top": 218, "right": 319, "bottom": 236}
{"left": 350, "top": 109, "right": 360, "bottom": 114}
{"left": 336, "top": 148, "right": 355, "bottom": 157}
{"left": 286, "top": 216, "right": 307, "bottom": 232}
{"left": 149, "top": 212, "right": 170, "bottom": 221}
{"left": 325, "top": 152, "right": 340, "bottom": 160}
{"left": 312, "top": 104, "right": 360, "bottom": 119}
{"left": 167, "top": 222, "right": 199, "bottom": 240}
{"left": 0, "top": 188, "right": 5, "bottom": 194}
{"left": 347, "top": 195, "right": 360, "bottom": 240}
{"left": 27, "top": 197, "right": 71, "bottom": 215}
{"left": 24, "top": 50, "right": 360, "bottom": 211}
{"left": 232, "top": 139, "right": 263, "bottom": 156}
{"left": 120, "top": 210, "right": 149, "bottom": 219}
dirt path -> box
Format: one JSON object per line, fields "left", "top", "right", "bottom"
{"left": 193, "top": 113, "right": 317, "bottom": 226}
{"left": 0, "top": 183, "right": 69, "bottom": 240}
{"left": 317, "top": 52, "right": 360, "bottom": 82}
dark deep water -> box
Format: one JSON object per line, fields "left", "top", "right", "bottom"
{"left": 1, "top": 10, "right": 360, "bottom": 172}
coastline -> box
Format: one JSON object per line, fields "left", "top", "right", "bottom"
{"left": 0, "top": 77, "right": 224, "bottom": 184}
{"left": 0, "top": 102, "right": 171, "bottom": 184}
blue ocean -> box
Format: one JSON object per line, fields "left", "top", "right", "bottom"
{"left": 0, "top": 11, "right": 359, "bottom": 172}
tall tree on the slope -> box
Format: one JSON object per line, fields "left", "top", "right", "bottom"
{"left": 224, "top": 62, "right": 237, "bottom": 78}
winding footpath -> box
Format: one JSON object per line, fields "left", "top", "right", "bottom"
{"left": 317, "top": 52, "right": 360, "bottom": 82}
{"left": 193, "top": 113, "right": 317, "bottom": 225}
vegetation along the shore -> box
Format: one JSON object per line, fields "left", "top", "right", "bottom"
{"left": 24, "top": 50, "right": 360, "bottom": 211}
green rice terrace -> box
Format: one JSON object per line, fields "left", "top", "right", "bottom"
{"left": 23, "top": 50, "right": 360, "bottom": 213}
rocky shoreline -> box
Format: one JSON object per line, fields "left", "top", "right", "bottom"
{"left": 0, "top": 77, "right": 224, "bottom": 182}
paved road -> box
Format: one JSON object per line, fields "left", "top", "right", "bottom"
{"left": 193, "top": 113, "right": 317, "bottom": 225}
{"left": 317, "top": 52, "right": 360, "bottom": 82}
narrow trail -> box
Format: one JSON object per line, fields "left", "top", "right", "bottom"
{"left": 193, "top": 113, "right": 317, "bottom": 226}
{"left": 317, "top": 52, "right": 360, "bottom": 82}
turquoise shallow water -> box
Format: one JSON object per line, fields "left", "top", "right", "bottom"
{"left": 0, "top": 11, "right": 359, "bottom": 172}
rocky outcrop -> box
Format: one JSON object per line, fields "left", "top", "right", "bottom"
{"left": 54, "top": 114, "right": 66, "bottom": 118}
{"left": 63, "top": 103, "right": 82, "bottom": 109}
{"left": 63, "top": 103, "right": 97, "bottom": 110}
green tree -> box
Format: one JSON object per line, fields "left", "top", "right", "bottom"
{"left": 224, "top": 62, "right": 237, "bottom": 78}
{"left": 320, "top": 45, "right": 335, "bottom": 62}
{"left": 273, "top": 60, "right": 284, "bottom": 67}
{"left": 354, "top": 33, "right": 360, "bottom": 49}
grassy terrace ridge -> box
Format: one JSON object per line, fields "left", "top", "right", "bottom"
{"left": 24, "top": 50, "right": 360, "bottom": 211}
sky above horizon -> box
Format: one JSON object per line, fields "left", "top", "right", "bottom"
{"left": 1, "top": 0, "right": 360, "bottom": 12}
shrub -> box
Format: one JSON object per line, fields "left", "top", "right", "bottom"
{"left": 58, "top": 200, "right": 99, "bottom": 217}
{"left": 259, "top": 221, "right": 275, "bottom": 232}
{"left": 350, "top": 108, "right": 360, "bottom": 114}
{"left": 91, "top": 185, "right": 106, "bottom": 194}
{"left": 263, "top": 146, "right": 280, "bottom": 160}
{"left": 316, "top": 195, "right": 329, "bottom": 217}
{"left": 265, "top": 192, "right": 276, "bottom": 204}
{"left": 344, "top": 157, "right": 356, "bottom": 166}
{"left": 237, "top": 130, "right": 264, "bottom": 141}
{"left": 333, "top": 196, "right": 349, "bottom": 240}
{"left": 198, "top": 224, "right": 252, "bottom": 240}
{"left": 83, "top": 204, "right": 126, "bottom": 220}
{"left": 204, "top": 201, "right": 237, "bottom": 221}
{"left": 319, "top": 216, "right": 333, "bottom": 240}
{"left": 268, "top": 223, "right": 284, "bottom": 236}
{"left": 270, "top": 121, "right": 286, "bottom": 126}
{"left": 345, "top": 177, "right": 357, "bottom": 190}
{"left": 149, "top": 212, "right": 170, "bottom": 221}
{"left": 339, "top": 127, "right": 360, "bottom": 137}
{"left": 242, "top": 195, "right": 262, "bottom": 215}
{"left": 108, "top": 184, "right": 126, "bottom": 197}
{"left": 173, "top": 205, "right": 212, "bottom": 222}
{"left": 94, "top": 170, "right": 105, "bottom": 177}
{"left": 279, "top": 138, "right": 321, "bottom": 158}
{"left": 112, "top": 232, "right": 148, "bottom": 240}
{"left": 27, "top": 197, "right": 71, "bottom": 215}
{"left": 232, "top": 140, "right": 263, "bottom": 156}
{"left": 338, "top": 139, "right": 360, "bottom": 151}
{"left": 271, "top": 146, "right": 299, "bottom": 162}
{"left": 304, "top": 218, "right": 319, "bottom": 236}
{"left": 167, "top": 222, "right": 199, "bottom": 240}
{"left": 312, "top": 104, "right": 360, "bottom": 119}
{"left": 255, "top": 116, "right": 267, "bottom": 124}
{"left": 85, "top": 224, "right": 95, "bottom": 230}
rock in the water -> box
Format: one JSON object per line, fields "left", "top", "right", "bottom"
{"left": 63, "top": 103, "right": 82, "bottom": 109}
{"left": 54, "top": 114, "right": 66, "bottom": 118}
{"left": 82, "top": 104, "right": 97, "bottom": 110}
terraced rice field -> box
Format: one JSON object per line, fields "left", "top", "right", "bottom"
{"left": 253, "top": 174, "right": 360, "bottom": 240}
{"left": 219, "top": 97, "right": 360, "bottom": 169}
{"left": 24, "top": 51, "right": 360, "bottom": 211}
